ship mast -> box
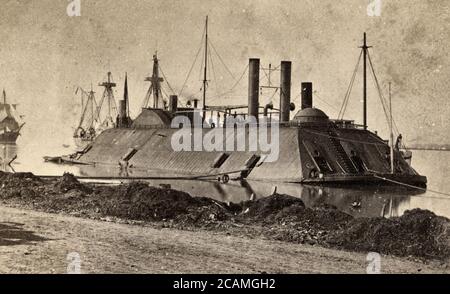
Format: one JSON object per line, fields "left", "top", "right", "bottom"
{"left": 389, "top": 82, "right": 394, "bottom": 174}
{"left": 89, "top": 84, "right": 96, "bottom": 127}
{"left": 143, "top": 52, "right": 164, "bottom": 109}
{"left": 202, "top": 16, "right": 209, "bottom": 124}
{"left": 98, "top": 72, "right": 117, "bottom": 124}
{"left": 360, "top": 32, "right": 371, "bottom": 130}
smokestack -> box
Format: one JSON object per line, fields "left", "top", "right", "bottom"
{"left": 280, "top": 61, "right": 292, "bottom": 122}
{"left": 193, "top": 99, "right": 199, "bottom": 109}
{"left": 119, "top": 100, "right": 127, "bottom": 119}
{"left": 169, "top": 95, "right": 178, "bottom": 113}
{"left": 124, "top": 73, "right": 129, "bottom": 117}
{"left": 301, "top": 82, "right": 313, "bottom": 109}
{"left": 248, "top": 58, "right": 260, "bottom": 121}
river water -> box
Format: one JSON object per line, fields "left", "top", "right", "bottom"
{"left": 3, "top": 143, "right": 450, "bottom": 219}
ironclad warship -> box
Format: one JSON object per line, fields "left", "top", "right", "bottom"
{"left": 53, "top": 18, "right": 427, "bottom": 187}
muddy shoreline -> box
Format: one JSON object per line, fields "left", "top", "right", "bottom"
{"left": 1, "top": 171, "right": 449, "bottom": 262}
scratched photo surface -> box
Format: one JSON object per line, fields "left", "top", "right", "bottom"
{"left": 1, "top": 0, "right": 448, "bottom": 152}
{"left": 0, "top": 0, "right": 449, "bottom": 275}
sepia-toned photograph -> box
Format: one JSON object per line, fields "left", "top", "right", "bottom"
{"left": 0, "top": 0, "right": 449, "bottom": 288}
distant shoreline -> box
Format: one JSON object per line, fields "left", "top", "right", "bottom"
{"left": 404, "top": 146, "right": 450, "bottom": 151}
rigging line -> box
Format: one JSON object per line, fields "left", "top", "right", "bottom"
{"left": 260, "top": 67, "right": 270, "bottom": 84}
{"left": 158, "top": 67, "right": 188, "bottom": 107}
{"left": 339, "top": 50, "right": 363, "bottom": 119}
{"left": 207, "top": 57, "right": 229, "bottom": 107}
{"left": 110, "top": 90, "right": 118, "bottom": 116}
{"left": 179, "top": 26, "right": 206, "bottom": 98}
{"left": 302, "top": 129, "right": 388, "bottom": 146}
{"left": 367, "top": 52, "right": 400, "bottom": 135}
{"left": 77, "top": 96, "right": 90, "bottom": 129}
{"left": 199, "top": 41, "right": 205, "bottom": 82}
{"left": 92, "top": 93, "right": 100, "bottom": 122}
{"left": 266, "top": 88, "right": 279, "bottom": 104}
{"left": 366, "top": 51, "right": 400, "bottom": 136}
{"left": 259, "top": 86, "right": 278, "bottom": 106}
{"left": 338, "top": 51, "right": 358, "bottom": 118}
{"left": 373, "top": 175, "right": 450, "bottom": 197}
{"left": 367, "top": 52, "right": 390, "bottom": 123}
{"left": 158, "top": 65, "right": 176, "bottom": 95}
{"left": 208, "top": 38, "right": 236, "bottom": 81}
{"left": 208, "top": 44, "right": 220, "bottom": 100}
{"left": 207, "top": 63, "right": 249, "bottom": 100}
{"left": 339, "top": 67, "right": 357, "bottom": 120}
{"left": 258, "top": 66, "right": 270, "bottom": 85}
{"left": 182, "top": 88, "right": 203, "bottom": 100}
{"left": 160, "top": 87, "right": 170, "bottom": 103}
{"left": 142, "top": 86, "right": 153, "bottom": 109}
{"left": 342, "top": 62, "right": 360, "bottom": 118}
{"left": 96, "top": 90, "right": 107, "bottom": 120}
{"left": 314, "top": 91, "right": 341, "bottom": 113}
{"left": 382, "top": 89, "right": 401, "bottom": 136}
{"left": 340, "top": 50, "right": 363, "bottom": 119}
{"left": 339, "top": 70, "right": 356, "bottom": 119}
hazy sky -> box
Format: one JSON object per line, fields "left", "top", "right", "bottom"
{"left": 0, "top": 0, "right": 448, "bottom": 154}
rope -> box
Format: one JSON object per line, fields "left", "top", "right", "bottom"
{"left": 260, "top": 67, "right": 270, "bottom": 84}
{"left": 142, "top": 85, "right": 153, "bottom": 109}
{"left": 367, "top": 53, "right": 392, "bottom": 129}
{"left": 339, "top": 51, "right": 362, "bottom": 119}
{"left": 39, "top": 169, "right": 246, "bottom": 182}
{"left": 179, "top": 26, "right": 205, "bottom": 98}
{"left": 208, "top": 45, "right": 220, "bottom": 100}
{"left": 259, "top": 87, "right": 279, "bottom": 106}
{"left": 199, "top": 42, "right": 205, "bottom": 82}
{"left": 160, "top": 87, "right": 169, "bottom": 103}
{"left": 208, "top": 38, "right": 236, "bottom": 81}
{"left": 373, "top": 175, "right": 450, "bottom": 197}
{"left": 367, "top": 52, "right": 401, "bottom": 136}
{"left": 158, "top": 64, "right": 176, "bottom": 95}
{"left": 313, "top": 91, "right": 341, "bottom": 114}
{"left": 339, "top": 50, "right": 363, "bottom": 119}
{"left": 207, "top": 63, "right": 249, "bottom": 101}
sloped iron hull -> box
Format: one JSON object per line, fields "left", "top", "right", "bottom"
{"left": 72, "top": 125, "right": 427, "bottom": 188}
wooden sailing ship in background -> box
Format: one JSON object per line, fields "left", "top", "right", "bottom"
{"left": 73, "top": 72, "right": 118, "bottom": 148}
{"left": 0, "top": 89, "right": 25, "bottom": 144}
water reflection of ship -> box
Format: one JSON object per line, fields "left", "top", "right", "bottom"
{"left": 234, "top": 180, "right": 414, "bottom": 218}
{"left": 73, "top": 72, "right": 119, "bottom": 148}
{"left": 0, "top": 144, "right": 18, "bottom": 172}
{"left": 0, "top": 90, "right": 25, "bottom": 144}
{"left": 76, "top": 163, "right": 415, "bottom": 218}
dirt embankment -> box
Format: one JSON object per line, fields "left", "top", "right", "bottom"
{"left": 0, "top": 171, "right": 449, "bottom": 261}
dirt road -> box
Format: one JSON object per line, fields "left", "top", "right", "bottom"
{"left": 0, "top": 205, "right": 447, "bottom": 274}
